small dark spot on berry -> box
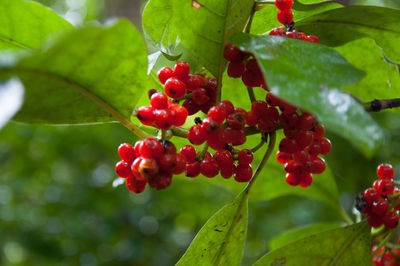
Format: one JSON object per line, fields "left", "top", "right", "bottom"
{"left": 170, "top": 89, "right": 176, "bottom": 95}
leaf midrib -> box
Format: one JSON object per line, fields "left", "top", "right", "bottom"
{"left": 0, "top": 35, "right": 31, "bottom": 50}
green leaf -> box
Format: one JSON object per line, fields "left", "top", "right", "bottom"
{"left": 0, "top": 0, "right": 72, "bottom": 51}
{"left": 336, "top": 38, "right": 400, "bottom": 102}
{"left": 177, "top": 190, "right": 248, "bottom": 266}
{"left": 253, "top": 222, "right": 371, "bottom": 266}
{"left": 296, "top": 6, "right": 400, "bottom": 64}
{"left": 269, "top": 223, "right": 342, "bottom": 250}
{"left": 0, "top": 78, "right": 24, "bottom": 129}
{"left": 172, "top": 0, "right": 254, "bottom": 77}
{"left": 231, "top": 33, "right": 383, "bottom": 155}
{"left": 142, "top": 0, "right": 179, "bottom": 56}
{"left": 2, "top": 20, "right": 148, "bottom": 126}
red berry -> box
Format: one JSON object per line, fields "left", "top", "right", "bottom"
{"left": 276, "top": 151, "right": 292, "bottom": 164}
{"left": 275, "top": 0, "right": 293, "bottom": 10}
{"left": 185, "top": 74, "right": 201, "bottom": 91}
{"left": 242, "top": 69, "right": 263, "bottom": 87}
{"left": 164, "top": 77, "right": 187, "bottom": 99}
{"left": 147, "top": 171, "right": 172, "bottom": 190}
{"left": 277, "top": 9, "right": 294, "bottom": 25}
{"left": 364, "top": 188, "right": 379, "bottom": 204}
{"left": 377, "top": 164, "right": 394, "bottom": 180}
{"left": 235, "top": 164, "right": 253, "bottom": 182}
{"left": 173, "top": 61, "right": 190, "bottom": 80}
{"left": 192, "top": 88, "right": 210, "bottom": 105}
{"left": 227, "top": 112, "right": 246, "bottom": 129}
{"left": 186, "top": 161, "right": 201, "bottom": 177}
{"left": 158, "top": 154, "right": 177, "bottom": 172}
{"left": 246, "top": 111, "right": 259, "bottom": 126}
{"left": 238, "top": 149, "right": 254, "bottom": 164}
{"left": 202, "top": 117, "right": 220, "bottom": 135}
{"left": 372, "top": 197, "right": 389, "bottom": 216}
{"left": 295, "top": 130, "right": 313, "bottom": 149}
{"left": 383, "top": 212, "right": 399, "bottom": 229}
{"left": 180, "top": 145, "right": 197, "bottom": 163}
{"left": 298, "top": 113, "right": 317, "bottom": 131}
{"left": 133, "top": 141, "right": 143, "bottom": 157}
{"left": 154, "top": 109, "right": 174, "bottom": 129}
{"left": 286, "top": 31, "right": 303, "bottom": 40}
{"left": 377, "top": 179, "right": 395, "bottom": 196}
{"left": 118, "top": 143, "right": 136, "bottom": 162}
{"left": 188, "top": 124, "right": 207, "bottom": 145}
{"left": 258, "top": 117, "right": 276, "bottom": 133}
{"left": 157, "top": 67, "right": 174, "bottom": 84}
{"left": 172, "top": 154, "right": 186, "bottom": 175}
{"left": 279, "top": 138, "right": 298, "bottom": 154}
{"left": 308, "top": 157, "right": 326, "bottom": 174}
{"left": 161, "top": 140, "right": 177, "bottom": 154}
{"left": 207, "top": 106, "right": 226, "bottom": 125}
{"left": 269, "top": 27, "right": 286, "bottom": 36}
{"left": 228, "top": 61, "right": 245, "bottom": 78}
{"left": 284, "top": 161, "right": 306, "bottom": 175}
{"left": 182, "top": 99, "right": 200, "bottom": 115}
{"left": 171, "top": 105, "right": 188, "bottom": 126}
{"left": 207, "top": 128, "right": 226, "bottom": 151}
{"left": 138, "top": 158, "right": 159, "bottom": 179}
{"left": 200, "top": 158, "right": 220, "bottom": 178}
{"left": 140, "top": 138, "right": 164, "bottom": 159}
{"left": 266, "top": 93, "right": 280, "bottom": 107}
{"left": 115, "top": 160, "right": 133, "bottom": 178}
{"left": 126, "top": 175, "right": 147, "bottom": 193}
{"left": 313, "top": 124, "right": 325, "bottom": 139}
{"left": 150, "top": 92, "right": 168, "bottom": 109}
{"left": 299, "top": 173, "right": 313, "bottom": 188}
{"left": 224, "top": 44, "right": 242, "bottom": 61}
{"left": 137, "top": 106, "right": 154, "bottom": 126}
{"left": 217, "top": 100, "right": 235, "bottom": 115}
{"left": 224, "top": 127, "right": 246, "bottom": 146}
{"left": 319, "top": 138, "right": 332, "bottom": 155}
{"left": 285, "top": 173, "right": 301, "bottom": 186}
{"left": 214, "top": 150, "right": 234, "bottom": 168}
{"left": 367, "top": 215, "right": 383, "bottom": 228}
{"left": 305, "top": 35, "right": 320, "bottom": 43}
{"left": 220, "top": 163, "right": 235, "bottom": 179}
{"left": 293, "top": 150, "right": 309, "bottom": 164}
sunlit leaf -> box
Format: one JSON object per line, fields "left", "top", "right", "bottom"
{"left": 0, "top": 78, "right": 24, "bottom": 129}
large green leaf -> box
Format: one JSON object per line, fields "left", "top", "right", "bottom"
{"left": 177, "top": 190, "right": 248, "bottom": 266}
{"left": 0, "top": 0, "right": 72, "bottom": 51}
{"left": 1, "top": 20, "right": 148, "bottom": 126}
{"left": 231, "top": 33, "right": 383, "bottom": 155}
{"left": 253, "top": 222, "right": 371, "bottom": 266}
{"left": 172, "top": 0, "right": 254, "bottom": 78}
{"left": 0, "top": 78, "right": 24, "bottom": 129}
{"left": 269, "top": 223, "right": 342, "bottom": 250}
{"left": 142, "top": 0, "right": 179, "bottom": 56}
{"left": 296, "top": 6, "right": 400, "bottom": 64}
{"left": 337, "top": 38, "right": 400, "bottom": 102}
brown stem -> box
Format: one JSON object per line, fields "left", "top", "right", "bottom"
{"left": 364, "top": 98, "right": 400, "bottom": 112}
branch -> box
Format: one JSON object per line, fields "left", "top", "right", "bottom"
{"left": 364, "top": 98, "right": 400, "bottom": 112}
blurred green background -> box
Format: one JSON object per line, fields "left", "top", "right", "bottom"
{"left": 1, "top": 0, "right": 400, "bottom": 265}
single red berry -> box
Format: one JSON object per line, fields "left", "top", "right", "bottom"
{"left": 228, "top": 61, "right": 245, "bottom": 78}
{"left": 238, "top": 149, "right": 254, "bottom": 164}
{"left": 277, "top": 9, "right": 294, "bottom": 25}
{"left": 258, "top": 117, "right": 276, "bottom": 133}
{"left": 188, "top": 124, "right": 207, "bottom": 145}
{"left": 115, "top": 160, "right": 133, "bottom": 178}
{"left": 200, "top": 158, "right": 220, "bottom": 178}
{"left": 207, "top": 128, "right": 226, "bottom": 151}
{"left": 308, "top": 157, "right": 326, "bottom": 174}
{"left": 299, "top": 173, "right": 313, "bottom": 188}
{"left": 242, "top": 69, "right": 263, "bottom": 87}
{"left": 133, "top": 141, "right": 143, "bottom": 158}
{"left": 186, "top": 161, "right": 201, "bottom": 178}
{"left": 137, "top": 106, "right": 154, "bottom": 126}
{"left": 182, "top": 99, "right": 200, "bottom": 115}
{"left": 276, "top": 151, "right": 292, "bottom": 164}
{"left": 227, "top": 112, "right": 246, "bottom": 129}
{"left": 285, "top": 173, "right": 301, "bottom": 186}
{"left": 207, "top": 106, "right": 226, "bottom": 125}
{"left": 298, "top": 113, "right": 317, "bottom": 131}
{"left": 224, "top": 44, "right": 242, "bottom": 61}
{"left": 275, "top": 0, "right": 293, "bottom": 10}
{"left": 377, "top": 179, "right": 395, "bottom": 196}
{"left": 220, "top": 163, "right": 235, "bottom": 179}
{"left": 172, "top": 154, "right": 186, "bottom": 175}
{"left": 284, "top": 161, "right": 306, "bottom": 175}
{"left": 246, "top": 111, "right": 259, "bottom": 126}
{"left": 150, "top": 92, "right": 168, "bottom": 109}
{"left": 126, "top": 175, "right": 147, "bottom": 193}
{"left": 118, "top": 143, "right": 136, "bottom": 162}
{"left": 164, "top": 77, "right": 187, "bottom": 99}
{"left": 293, "top": 150, "right": 309, "bottom": 164}
{"left": 161, "top": 140, "right": 177, "bottom": 154}
{"left": 157, "top": 67, "right": 174, "bottom": 84}
{"left": 364, "top": 188, "right": 379, "bottom": 204}
{"left": 214, "top": 150, "right": 234, "bottom": 168}
{"left": 140, "top": 138, "right": 164, "bottom": 159}
{"left": 138, "top": 158, "right": 159, "bottom": 179}
{"left": 217, "top": 100, "right": 235, "bottom": 115}
{"left": 269, "top": 27, "right": 286, "bottom": 36}
{"left": 147, "top": 171, "right": 172, "bottom": 190}
{"left": 185, "top": 74, "right": 201, "bottom": 91}
{"left": 180, "top": 145, "right": 197, "bottom": 163}
{"left": 295, "top": 130, "right": 313, "bottom": 150}
{"left": 305, "top": 35, "right": 320, "bottom": 43}
{"left": 235, "top": 164, "right": 253, "bottom": 182}
{"left": 319, "top": 138, "right": 332, "bottom": 155}
{"left": 173, "top": 61, "right": 190, "bottom": 80}
{"left": 192, "top": 88, "right": 210, "bottom": 105}
{"left": 279, "top": 138, "right": 298, "bottom": 154}
{"left": 377, "top": 164, "right": 394, "bottom": 180}
{"left": 367, "top": 214, "right": 383, "bottom": 228}
{"left": 171, "top": 105, "right": 188, "bottom": 126}
{"left": 313, "top": 124, "right": 325, "bottom": 139}
{"left": 372, "top": 197, "right": 389, "bottom": 216}
{"left": 286, "top": 31, "right": 303, "bottom": 40}
{"left": 158, "top": 153, "right": 177, "bottom": 172}
{"left": 266, "top": 93, "right": 281, "bottom": 107}
{"left": 224, "top": 127, "right": 246, "bottom": 146}
{"left": 131, "top": 158, "right": 144, "bottom": 179}
{"left": 383, "top": 212, "right": 399, "bottom": 229}
{"left": 154, "top": 109, "right": 174, "bottom": 129}
{"left": 306, "top": 141, "right": 321, "bottom": 157}
{"left": 202, "top": 117, "right": 220, "bottom": 135}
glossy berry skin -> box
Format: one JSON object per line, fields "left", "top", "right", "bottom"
{"left": 377, "top": 179, "right": 395, "bottom": 196}
{"left": 214, "top": 150, "right": 234, "bottom": 168}
{"left": 228, "top": 61, "right": 245, "bottom": 78}
{"left": 186, "top": 161, "right": 201, "bottom": 177}
{"left": 180, "top": 145, "right": 197, "bottom": 163}
{"left": 164, "top": 77, "right": 186, "bottom": 99}
{"left": 276, "top": 151, "right": 291, "bottom": 164}
{"left": 235, "top": 164, "right": 253, "bottom": 182}
{"left": 371, "top": 197, "right": 389, "bottom": 216}
{"left": 170, "top": 105, "right": 188, "bottom": 126}
{"left": 150, "top": 92, "right": 168, "bottom": 109}
{"left": 115, "top": 160, "right": 133, "bottom": 178}
{"left": 275, "top": 0, "right": 293, "bottom": 10}
{"left": 269, "top": 27, "right": 286, "bottom": 36}
{"left": 279, "top": 138, "right": 298, "bottom": 154}
{"left": 174, "top": 61, "right": 190, "bottom": 80}
{"left": 126, "top": 175, "right": 147, "bottom": 194}
{"left": 192, "top": 88, "right": 210, "bottom": 105}
{"left": 285, "top": 173, "right": 301, "bottom": 186}
{"left": 207, "top": 106, "right": 226, "bottom": 125}
{"left": 157, "top": 67, "right": 174, "bottom": 84}
{"left": 238, "top": 149, "right": 254, "bottom": 164}
{"left": 364, "top": 188, "right": 379, "bottom": 204}
{"left": 138, "top": 158, "right": 159, "bottom": 179}
{"left": 319, "top": 138, "right": 332, "bottom": 155}
{"left": 188, "top": 124, "right": 207, "bottom": 145}
{"left": 277, "top": 9, "right": 293, "bottom": 25}
{"left": 377, "top": 164, "right": 394, "bottom": 180}
{"left": 140, "top": 138, "right": 164, "bottom": 159}
{"left": 200, "top": 158, "right": 220, "bottom": 178}
{"left": 154, "top": 109, "right": 174, "bottom": 130}
{"left": 171, "top": 154, "right": 187, "bottom": 175}
{"left": 305, "top": 35, "right": 320, "bottom": 43}
{"left": 383, "top": 212, "right": 399, "bottom": 229}
{"left": 299, "top": 173, "right": 313, "bottom": 188}
{"left": 137, "top": 106, "right": 154, "bottom": 126}
{"left": 217, "top": 100, "right": 235, "bottom": 116}
{"left": 118, "top": 143, "right": 136, "bottom": 162}
{"left": 224, "top": 43, "right": 242, "bottom": 61}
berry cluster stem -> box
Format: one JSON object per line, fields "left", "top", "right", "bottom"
{"left": 247, "top": 86, "right": 256, "bottom": 103}
{"left": 250, "top": 134, "right": 267, "bottom": 153}
{"left": 364, "top": 98, "right": 400, "bottom": 112}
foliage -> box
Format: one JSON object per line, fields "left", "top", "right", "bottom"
{"left": 1, "top": 0, "right": 400, "bottom": 265}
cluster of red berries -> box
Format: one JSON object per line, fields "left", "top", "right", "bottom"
{"left": 269, "top": 27, "right": 320, "bottom": 43}
{"left": 180, "top": 145, "right": 254, "bottom": 182}
{"left": 372, "top": 238, "right": 400, "bottom": 266}
{"left": 275, "top": 0, "right": 294, "bottom": 25}
{"left": 224, "top": 44, "right": 267, "bottom": 89}
{"left": 115, "top": 138, "right": 187, "bottom": 193}
{"left": 137, "top": 90, "right": 188, "bottom": 129}
{"left": 188, "top": 100, "right": 248, "bottom": 150}
{"left": 358, "top": 164, "right": 399, "bottom": 229}
{"left": 157, "top": 62, "right": 217, "bottom": 115}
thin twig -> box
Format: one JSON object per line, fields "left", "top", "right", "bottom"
{"left": 364, "top": 98, "right": 400, "bottom": 112}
